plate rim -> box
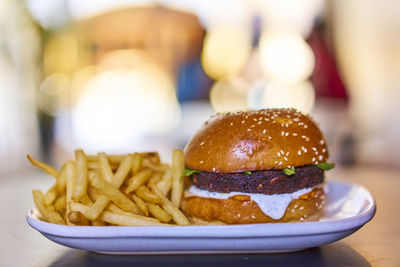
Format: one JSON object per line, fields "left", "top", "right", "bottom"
{"left": 26, "top": 180, "right": 376, "bottom": 239}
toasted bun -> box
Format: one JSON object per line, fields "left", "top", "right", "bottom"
{"left": 181, "top": 187, "right": 325, "bottom": 224}
{"left": 184, "top": 108, "right": 329, "bottom": 172}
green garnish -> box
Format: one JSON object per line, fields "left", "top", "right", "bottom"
{"left": 184, "top": 167, "right": 202, "bottom": 176}
{"left": 316, "top": 162, "right": 335, "bottom": 171}
{"left": 283, "top": 166, "right": 295, "bottom": 176}
{"left": 243, "top": 171, "right": 252, "bottom": 175}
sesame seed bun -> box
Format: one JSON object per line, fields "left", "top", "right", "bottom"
{"left": 181, "top": 186, "right": 325, "bottom": 224}
{"left": 184, "top": 108, "right": 329, "bottom": 172}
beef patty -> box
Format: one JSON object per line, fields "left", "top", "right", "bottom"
{"left": 190, "top": 165, "right": 324, "bottom": 195}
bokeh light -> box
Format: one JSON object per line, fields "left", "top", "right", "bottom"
{"left": 201, "top": 25, "right": 252, "bottom": 80}
{"left": 209, "top": 76, "right": 250, "bottom": 112}
{"left": 259, "top": 29, "right": 315, "bottom": 84}
{"left": 70, "top": 60, "right": 180, "bottom": 152}
{"left": 260, "top": 81, "right": 315, "bottom": 113}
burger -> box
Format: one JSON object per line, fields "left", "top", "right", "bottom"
{"left": 181, "top": 108, "right": 334, "bottom": 224}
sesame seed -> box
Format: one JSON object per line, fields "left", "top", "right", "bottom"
{"left": 320, "top": 140, "right": 324, "bottom": 145}
{"left": 302, "top": 146, "right": 307, "bottom": 153}
{"left": 241, "top": 120, "right": 245, "bottom": 124}
{"left": 298, "top": 150, "right": 301, "bottom": 155}
{"left": 279, "top": 161, "right": 282, "bottom": 165}
{"left": 257, "top": 121, "right": 262, "bottom": 125}
{"left": 291, "top": 209, "right": 295, "bottom": 213}
{"left": 281, "top": 123, "right": 285, "bottom": 127}
{"left": 294, "top": 204, "right": 298, "bottom": 208}
{"left": 319, "top": 155, "right": 323, "bottom": 160}
{"left": 286, "top": 152, "right": 289, "bottom": 156}
{"left": 302, "top": 135, "right": 306, "bottom": 139}
{"left": 251, "top": 215, "right": 256, "bottom": 219}
{"left": 293, "top": 133, "right": 298, "bottom": 136}
{"left": 293, "top": 118, "right": 299, "bottom": 122}
{"left": 299, "top": 206, "right": 304, "bottom": 211}
{"left": 281, "top": 150, "right": 284, "bottom": 155}
{"left": 265, "top": 118, "right": 269, "bottom": 121}
{"left": 285, "top": 123, "right": 289, "bottom": 127}
{"left": 262, "top": 129, "right": 267, "bottom": 134}
{"left": 268, "top": 136, "right": 272, "bottom": 140}
{"left": 281, "top": 131, "right": 285, "bottom": 136}
{"left": 250, "top": 124, "right": 255, "bottom": 128}
{"left": 259, "top": 117, "right": 263, "bottom": 120}
{"left": 212, "top": 167, "right": 216, "bottom": 172}
{"left": 274, "top": 161, "right": 278, "bottom": 164}
{"left": 312, "top": 147, "right": 317, "bottom": 151}
{"left": 277, "top": 152, "right": 281, "bottom": 157}
{"left": 304, "top": 125, "right": 308, "bottom": 128}
{"left": 322, "top": 148, "right": 326, "bottom": 153}
{"left": 230, "top": 122, "right": 233, "bottom": 126}
{"left": 312, "top": 157, "right": 316, "bottom": 162}
{"left": 298, "top": 122, "right": 304, "bottom": 126}
{"left": 300, "top": 217, "right": 304, "bottom": 221}
{"left": 247, "top": 129, "right": 251, "bottom": 132}
{"left": 237, "top": 214, "right": 241, "bottom": 218}
{"left": 285, "top": 132, "right": 289, "bottom": 136}
{"left": 200, "top": 161, "right": 204, "bottom": 164}
{"left": 253, "top": 118, "right": 257, "bottom": 122}
{"left": 284, "top": 156, "right": 288, "bottom": 161}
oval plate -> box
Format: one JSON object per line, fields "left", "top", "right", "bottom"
{"left": 26, "top": 180, "right": 375, "bottom": 254}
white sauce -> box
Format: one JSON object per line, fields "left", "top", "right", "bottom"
{"left": 187, "top": 186, "right": 314, "bottom": 220}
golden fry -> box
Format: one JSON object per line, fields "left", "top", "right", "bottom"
{"left": 112, "top": 155, "right": 133, "bottom": 187}
{"left": 125, "top": 169, "right": 153, "bottom": 194}
{"left": 55, "top": 164, "right": 67, "bottom": 192}
{"left": 150, "top": 183, "right": 190, "bottom": 225}
{"left": 171, "top": 149, "right": 185, "bottom": 207}
{"left": 131, "top": 194, "right": 149, "bottom": 216}
{"left": 106, "top": 203, "right": 157, "bottom": 222}
{"left": 97, "top": 152, "right": 113, "bottom": 183}
{"left": 32, "top": 190, "right": 66, "bottom": 225}
{"left": 68, "top": 211, "right": 89, "bottom": 225}
{"left": 72, "top": 149, "right": 88, "bottom": 201}
{"left": 27, "top": 154, "right": 58, "bottom": 178}
{"left": 54, "top": 194, "right": 66, "bottom": 214}
{"left": 135, "top": 185, "right": 160, "bottom": 204}
{"left": 131, "top": 153, "right": 143, "bottom": 175}
{"left": 65, "top": 161, "right": 76, "bottom": 225}
{"left": 43, "top": 185, "right": 58, "bottom": 205}
{"left": 156, "top": 167, "right": 172, "bottom": 196}
{"left": 147, "top": 203, "right": 172, "bottom": 223}
{"left": 89, "top": 174, "right": 140, "bottom": 214}
{"left": 70, "top": 202, "right": 164, "bottom": 226}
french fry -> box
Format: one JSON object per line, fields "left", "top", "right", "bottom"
{"left": 89, "top": 174, "right": 140, "bottom": 214}
{"left": 147, "top": 203, "right": 172, "bottom": 223}
{"left": 72, "top": 149, "right": 88, "bottom": 201}
{"left": 87, "top": 185, "right": 100, "bottom": 202}
{"left": 157, "top": 167, "right": 173, "bottom": 196}
{"left": 65, "top": 161, "right": 76, "bottom": 225}
{"left": 125, "top": 169, "right": 153, "bottom": 194}
{"left": 171, "top": 149, "right": 185, "bottom": 207}
{"left": 150, "top": 183, "right": 190, "bottom": 225}
{"left": 80, "top": 194, "right": 93, "bottom": 205}
{"left": 87, "top": 154, "right": 125, "bottom": 164}
{"left": 148, "top": 173, "right": 162, "bottom": 186}
{"left": 141, "top": 152, "right": 160, "bottom": 164}
{"left": 85, "top": 155, "right": 133, "bottom": 220}
{"left": 135, "top": 185, "right": 160, "bottom": 204}
{"left": 131, "top": 153, "right": 143, "bottom": 175}
{"left": 55, "top": 164, "right": 67, "bottom": 192}
{"left": 26, "top": 154, "right": 58, "bottom": 178}
{"left": 131, "top": 194, "right": 149, "bottom": 216}
{"left": 68, "top": 211, "right": 89, "bottom": 225}
{"left": 112, "top": 155, "right": 133, "bottom": 187}
{"left": 97, "top": 152, "right": 113, "bottom": 183}
{"left": 70, "top": 202, "right": 165, "bottom": 226}
{"left": 43, "top": 185, "right": 58, "bottom": 205}
{"left": 106, "top": 203, "right": 157, "bottom": 222}
{"left": 32, "top": 190, "right": 66, "bottom": 225}
{"left": 54, "top": 194, "right": 66, "bottom": 214}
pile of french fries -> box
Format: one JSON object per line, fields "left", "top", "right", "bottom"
{"left": 27, "top": 150, "right": 190, "bottom": 226}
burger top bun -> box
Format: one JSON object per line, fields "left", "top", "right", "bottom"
{"left": 184, "top": 108, "right": 329, "bottom": 173}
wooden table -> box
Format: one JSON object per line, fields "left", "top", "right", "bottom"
{"left": 1, "top": 166, "right": 399, "bottom": 267}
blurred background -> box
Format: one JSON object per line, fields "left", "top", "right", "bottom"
{"left": 1, "top": 0, "right": 399, "bottom": 174}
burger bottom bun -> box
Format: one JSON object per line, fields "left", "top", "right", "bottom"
{"left": 181, "top": 186, "right": 325, "bottom": 224}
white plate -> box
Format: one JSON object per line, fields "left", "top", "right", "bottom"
{"left": 26, "top": 180, "right": 375, "bottom": 254}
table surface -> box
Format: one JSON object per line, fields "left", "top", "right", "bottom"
{"left": 1, "top": 166, "right": 399, "bottom": 267}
